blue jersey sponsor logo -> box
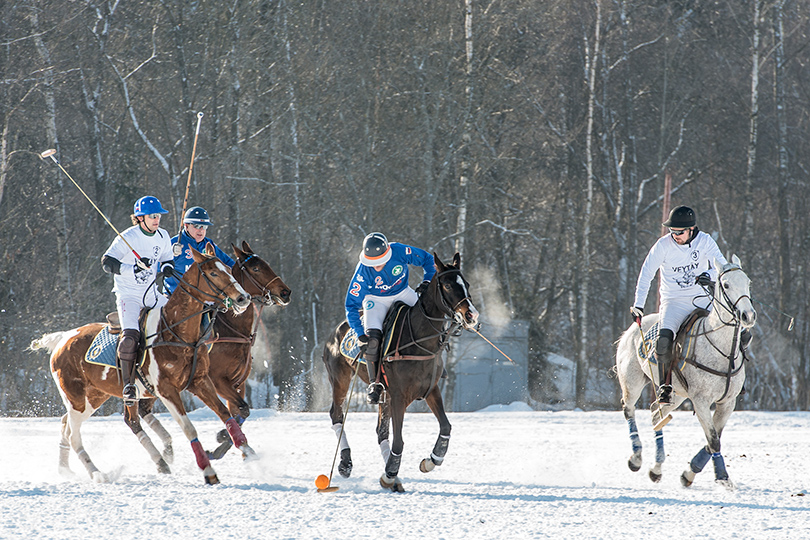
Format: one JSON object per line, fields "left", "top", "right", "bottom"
{"left": 392, "top": 265, "right": 404, "bottom": 276}
{"left": 363, "top": 299, "right": 375, "bottom": 310}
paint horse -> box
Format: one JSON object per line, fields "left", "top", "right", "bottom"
{"left": 615, "top": 255, "right": 756, "bottom": 488}
{"left": 323, "top": 253, "right": 479, "bottom": 492}
{"left": 31, "top": 245, "right": 252, "bottom": 485}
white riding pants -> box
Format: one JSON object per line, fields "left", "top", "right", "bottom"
{"left": 659, "top": 295, "right": 712, "bottom": 334}
{"left": 362, "top": 287, "right": 418, "bottom": 333}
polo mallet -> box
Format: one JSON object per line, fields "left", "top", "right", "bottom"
{"left": 39, "top": 149, "right": 148, "bottom": 269}
{"left": 636, "top": 316, "right": 672, "bottom": 430}
{"left": 472, "top": 327, "right": 516, "bottom": 363}
{"left": 318, "top": 357, "right": 361, "bottom": 493}
{"left": 173, "top": 111, "right": 204, "bottom": 256}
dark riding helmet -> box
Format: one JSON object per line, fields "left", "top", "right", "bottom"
{"left": 360, "top": 232, "right": 391, "bottom": 266}
{"left": 183, "top": 206, "right": 213, "bottom": 226}
{"left": 662, "top": 205, "right": 696, "bottom": 229}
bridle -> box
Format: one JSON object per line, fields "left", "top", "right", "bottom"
{"left": 234, "top": 254, "right": 284, "bottom": 305}
{"left": 432, "top": 268, "right": 474, "bottom": 325}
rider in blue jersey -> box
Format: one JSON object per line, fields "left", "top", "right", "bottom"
{"left": 164, "top": 206, "right": 235, "bottom": 295}
{"left": 345, "top": 232, "right": 435, "bottom": 404}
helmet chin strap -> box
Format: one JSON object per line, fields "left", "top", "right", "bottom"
{"left": 139, "top": 216, "right": 157, "bottom": 234}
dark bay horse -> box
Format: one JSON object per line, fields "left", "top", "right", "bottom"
{"left": 203, "top": 241, "right": 291, "bottom": 458}
{"left": 133, "top": 241, "right": 292, "bottom": 461}
{"left": 323, "top": 252, "right": 480, "bottom": 492}
{"left": 31, "top": 245, "right": 252, "bottom": 485}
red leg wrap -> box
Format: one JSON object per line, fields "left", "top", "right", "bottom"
{"left": 190, "top": 439, "right": 211, "bottom": 470}
{"left": 226, "top": 417, "right": 248, "bottom": 448}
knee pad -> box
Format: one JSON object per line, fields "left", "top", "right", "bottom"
{"left": 118, "top": 329, "right": 140, "bottom": 362}
{"left": 366, "top": 328, "right": 383, "bottom": 356}
{"left": 656, "top": 329, "right": 674, "bottom": 356}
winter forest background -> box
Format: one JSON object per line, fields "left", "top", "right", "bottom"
{"left": 1, "top": 0, "right": 808, "bottom": 416}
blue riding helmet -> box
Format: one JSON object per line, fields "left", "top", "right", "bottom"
{"left": 133, "top": 196, "right": 169, "bottom": 216}
{"left": 183, "top": 206, "right": 213, "bottom": 226}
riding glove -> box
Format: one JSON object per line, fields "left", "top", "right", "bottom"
{"left": 415, "top": 281, "right": 430, "bottom": 295}
{"left": 630, "top": 306, "right": 644, "bottom": 321}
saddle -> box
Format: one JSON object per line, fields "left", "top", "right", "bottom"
{"left": 638, "top": 308, "right": 708, "bottom": 388}
{"left": 84, "top": 310, "right": 151, "bottom": 368}
{"left": 339, "top": 302, "right": 409, "bottom": 362}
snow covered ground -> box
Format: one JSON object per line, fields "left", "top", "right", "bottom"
{"left": 1, "top": 404, "right": 808, "bottom": 539}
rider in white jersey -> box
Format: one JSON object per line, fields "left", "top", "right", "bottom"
{"left": 631, "top": 206, "right": 728, "bottom": 404}
{"left": 101, "top": 196, "right": 175, "bottom": 403}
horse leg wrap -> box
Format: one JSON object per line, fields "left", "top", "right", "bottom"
{"left": 332, "top": 423, "right": 350, "bottom": 452}
{"left": 191, "top": 439, "right": 212, "bottom": 470}
{"left": 654, "top": 430, "right": 665, "bottom": 464}
{"left": 225, "top": 417, "right": 248, "bottom": 448}
{"left": 627, "top": 418, "right": 642, "bottom": 454}
{"left": 385, "top": 451, "right": 402, "bottom": 479}
{"left": 712, "top": 452, "right": 729, "bottom": 481}
{"left": 430, "top": 434, "right": 450, "bottom": 466}
{"left": 690, "top": 446, "right": 712, "bottom": 474}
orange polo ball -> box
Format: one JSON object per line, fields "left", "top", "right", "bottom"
{"left": 315, "top": 475, "right": 330, "bottom": 489}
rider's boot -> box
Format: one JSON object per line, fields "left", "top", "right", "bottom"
{"left": 117, "top": 328, "right": 141, "bottom": 405}
{"left": 364, "top": 329, "right": 384, "bottom": 405}
{"left": 655, "top": 329, "right": 674, "bottom": 404}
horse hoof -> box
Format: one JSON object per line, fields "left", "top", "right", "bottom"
{"left": 419, "top": 458, "right": 436, "bottom": 473}
{"left": 715, "top": 478, "right": 735, "bottom": 491}
{"left": 380, "top": 474, "right": 405, "bottom": 492}
{"left": 91, "top": 471, "right": 109, "bottom": 483}
{"left": 240, "top": 444, "right": 258, "bottom": 461}
{"left": 649, "top": 469, "right": 662, "bottom": 483}
{"left": 205, "top": 474, "right": 220, "bottom": 485}
{"left": 680, "top": 470, "right": 695, "bottom": 487}
{"left": 216, "top": 428, "right": 229, "bottom": 444}
{"left": 157, "top": 459, "right": 171, "bottom": 474}
{"left": 58, "top": 466, "right": 75, "bottom": 478}
{"left": 628, "top": 455, "right": 642, "bottom": 472}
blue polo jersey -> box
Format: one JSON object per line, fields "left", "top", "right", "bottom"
{"left": 164, "top": 230, "right": 235, "bottom": 295}
{"left": 344, "top": 242, "right": 435, "bottom": 338}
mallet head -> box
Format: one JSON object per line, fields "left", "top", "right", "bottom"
{"left": 39, "top": 149, "right": 57, "bottom": 160}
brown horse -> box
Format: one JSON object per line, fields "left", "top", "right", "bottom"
{"left": 30, "top": 244, "right": 252, "bottom": 485}
{"left": 322, "top": 253, "right": 479, "bottom": 492}
{"left": 187, "top": 241, "right": 291, "bottom": 459}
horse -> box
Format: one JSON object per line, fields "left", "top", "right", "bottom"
{"left": 30, "top": 244, "right": 253, "bottom": 485}
{"left": 615, "top": 255, "right": 756, "bottom": 489}
{"left": 132, "top": 241, "right": 292, "bottom": 461}
{"left": 322, "top": 252, "right": 480, "bottom": 492}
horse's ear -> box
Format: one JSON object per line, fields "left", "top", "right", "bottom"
{"left": 242, "top": 240, "right": 253, "bottom": 253}
{"left": 452, "top": 252, "right": 461, "bottom": 268}
{"left": 433, "top": 252, "right": 445, "bottom": 272}
{"left": 713, "top": 257, "right": 723, "bottom": 273}
{"left": 232, "top": 243, "right": 245, "bottom": 260}
{"left": 204, "top": 243, "right": 216, "bottom": 257}
{"left": 731, "top": 254, "right": 741, "bottom": 267}
{"left": 190, "top": 247, "right": 205, "bottom": 263}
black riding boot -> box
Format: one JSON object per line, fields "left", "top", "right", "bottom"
{"left": 118, "top": 328, "right": 140, "bottom": 405}
{"left": 364, "top": 329, "right": 384, "bottom": 405}
{"left": 655, "top": 329, "right": 674, "bottom": 404}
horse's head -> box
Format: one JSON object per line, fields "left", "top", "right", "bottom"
{"left": 232, "top": 241, "right": 292, "bottom": 306}
{"left": 187, "top": 244, "right": 251, "bottom": 315}
{"left": 430, "top": 252, "right": 480, "bottom": 329}
{"left": 713, "top": 254, "right": 757, "bottom": 329}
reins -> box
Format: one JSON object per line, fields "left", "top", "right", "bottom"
{"left": 143, "top": 259, "right": 239, "bottom": 392}
{"left": 682, "top": 265, "right": 749, "bottom": 401}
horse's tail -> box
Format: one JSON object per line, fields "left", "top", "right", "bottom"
{"left": 29, "top": 331, "right": 71, "bottom": 354}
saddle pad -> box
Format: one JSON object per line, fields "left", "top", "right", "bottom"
{"left": 339, "top": 328, "right": 365, "bottom": 363}
{"left": 637, "top": 320, "right": 685, "bottom": 372}
{"left": 339, "top": 303, "right": 410, "bottom": 362}
{"left": 85, "top": 326, "right": 119, "bottom": 367}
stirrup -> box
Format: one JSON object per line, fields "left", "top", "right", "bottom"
{"left": 122, "top": 383, "right": 138, "bottom": 405}
{"left": 367, "top": 383, "right": 384, "bottom": 405}
{"left": 656, "top": 384, "right": 672, "bottom": 404}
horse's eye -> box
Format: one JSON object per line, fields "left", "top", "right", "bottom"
{"left": 723, "top": 282, "right": 729, "bottom": 289}
{"left": 251, "top": 266, "right": 260, "bottom": 272}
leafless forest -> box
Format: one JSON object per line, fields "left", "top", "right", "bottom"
{"left": 1, "top": 1, "right": 808, "bottom": 415}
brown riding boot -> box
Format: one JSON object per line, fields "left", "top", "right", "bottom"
{"left": 364, "top": 329, "right": 384, "bottom": 405}
{"left": 117, "top": 329, "right": 140, "bottom": 405}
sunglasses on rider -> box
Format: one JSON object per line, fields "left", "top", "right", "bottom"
{"left": 146, "top": 213, "right": 162, "bottom": 219}
{"left": 190, "top": 224, "right": 208, "bottom": 230}
{"left": 669, "top": 228, "right": 691, "bottom": 237}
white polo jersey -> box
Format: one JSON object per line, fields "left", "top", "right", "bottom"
{"left": 634, "top": 230, "right": 727, "bottom": 309}
{"left": 103, "top": 225, "right": 173, "bottom": 297}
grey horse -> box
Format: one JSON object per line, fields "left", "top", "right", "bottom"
{"left": 615, "top": 255, "right": 756, "bottom": 489}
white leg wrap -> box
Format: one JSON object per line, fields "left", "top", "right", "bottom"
{"left": 331, "top": 423, "right": 350, "bottom": 452}
{"left": 380, "top": 439, "right": 391, "bottom": 464}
